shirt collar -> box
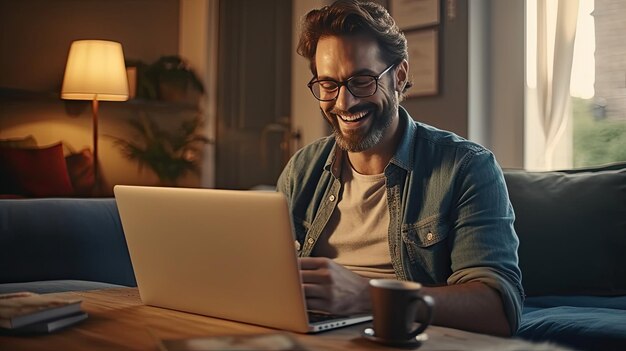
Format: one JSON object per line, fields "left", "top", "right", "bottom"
{"left": 323, "top": 142, "right": 343, "bottom": 179}
{"left": 388, "top": 105, "right": 416, "bottom": 172}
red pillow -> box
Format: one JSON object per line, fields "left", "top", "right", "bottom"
{"left": 65, "top": 148, "right": 95, "bottom": 196}
{"left": 0, "top": 143, "right": 74, "bottom": 197}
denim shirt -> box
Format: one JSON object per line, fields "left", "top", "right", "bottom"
{"left": 277, "top": 106, "right": 524, "bottom": 334}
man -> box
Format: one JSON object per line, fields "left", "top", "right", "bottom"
{"left": 277, "top": 0, "right": 523, "bottom": 336}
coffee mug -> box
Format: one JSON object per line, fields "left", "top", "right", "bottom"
{"left": 369, "top": 279, "right": 434, "bottom": 341}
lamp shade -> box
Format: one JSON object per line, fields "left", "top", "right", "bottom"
{"left": 61, "top": 40, "right": 129, "bottom": 101}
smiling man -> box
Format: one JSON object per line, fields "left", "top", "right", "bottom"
{"left": 277, "top": 0, "right": 524, "bottom": 336}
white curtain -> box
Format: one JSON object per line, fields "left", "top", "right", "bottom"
{"left": 535, "top": 0, "right": 579, "bottom": 169}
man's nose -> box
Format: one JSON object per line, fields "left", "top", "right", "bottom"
{"left": 334, "top": 85, "right": 358, "bottom": 111}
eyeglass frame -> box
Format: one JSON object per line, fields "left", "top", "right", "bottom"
{"left": 307, "top": 63, "right": 396, "bottom": 102}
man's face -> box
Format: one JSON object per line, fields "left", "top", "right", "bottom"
{"left": 314, "top": 35, "right": 399, "bottom": 153}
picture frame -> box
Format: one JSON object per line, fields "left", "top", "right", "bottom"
{"left": 405, "top": 28, "right": 439, "bottom": 97}
{"left": 390, "top": 0, "right": 440, "bottom": 30}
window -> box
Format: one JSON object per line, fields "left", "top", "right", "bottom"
{"left": 525, "top": 0, "right": 626, "bottom": 170}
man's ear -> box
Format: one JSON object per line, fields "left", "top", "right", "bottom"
{"left": 395, "top": 59, "right": 409, "bottom": 92}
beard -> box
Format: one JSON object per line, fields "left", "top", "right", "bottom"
{"left": 322, "top": 90, "right": 398, "bottom": 152}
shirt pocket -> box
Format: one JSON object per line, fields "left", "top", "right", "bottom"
{"left": 401, "top": 214, "right": 452, "bottom": 282}
{"left": 402, "top": 214, "right": 450, "bottom": 247}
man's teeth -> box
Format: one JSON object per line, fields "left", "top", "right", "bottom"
{"left": 339, "top": 111, "right": 368, "bottom": 122}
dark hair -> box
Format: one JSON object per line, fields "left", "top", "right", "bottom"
{"left": 297, "top": 0, "right": 412, "bottom": 94}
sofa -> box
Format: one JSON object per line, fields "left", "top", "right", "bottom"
{"left": 505, "top": 162, "right": 626, "bottom": 350}
{"left": 0, "top": 163, "right": 624, "bottom": 350}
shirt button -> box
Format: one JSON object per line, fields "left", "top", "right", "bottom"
{"left": 329, "top": 194, "right": 336, "bottom": 202}
{"left": 307, "top": 237, "right": 315, "bottom": 244}
{"left": 426, "top": 232, "right": 434, "bottom": 241}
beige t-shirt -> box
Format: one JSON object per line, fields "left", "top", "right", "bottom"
{"left": 312, "top": 154, "right": 396, "bottom": 279}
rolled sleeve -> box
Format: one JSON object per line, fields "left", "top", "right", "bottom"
{"left": 448, "top": 267, "right": 524, "bottom": 334}
{"left": 449, "top": 150, "right": 525, "bottom": 334}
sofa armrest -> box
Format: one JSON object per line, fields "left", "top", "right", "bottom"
{"left": 0, "top": 198, "right": 136, "bottom": 286}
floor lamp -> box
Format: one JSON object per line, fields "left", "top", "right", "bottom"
{"left": 61, "top": 40, "right": 129, "bottom": 194}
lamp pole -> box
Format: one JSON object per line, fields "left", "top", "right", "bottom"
{"left": 92, "top": 97, "right": 99, "bottom": 193}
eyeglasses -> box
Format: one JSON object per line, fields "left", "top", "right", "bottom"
{"left": 307, "top": 64, "right": 396, "bottom": 101}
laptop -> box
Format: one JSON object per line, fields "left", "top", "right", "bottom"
{"left": 114, "top": 185, "right": 372, "bottom": 333}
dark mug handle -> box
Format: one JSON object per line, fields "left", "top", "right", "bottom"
{"left": 408, "top": 294, "right": 435, "bottom": 338}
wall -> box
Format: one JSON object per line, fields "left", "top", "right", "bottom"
{"left": 0, "top": 0, "right": 200, "bottom": 193}
{"left": 0, "top": 0, "right": 179, "bottom": 92}
{"left": 402, "top": 0, "right": 469, "bottom": 138}
{"left": 486, "top": 0, "right": 525, "bottom": 169}
{"left": 392, "top": 0, "right": 525, "bottom": 168}
{"left": 179, "top": 0, "right": 218, "bottom": 188}
{"left": 291, "top": 0, "right": 329, "bottom": 149}
{"left": 469, "top": 0, "right": 525, "bottom": 169}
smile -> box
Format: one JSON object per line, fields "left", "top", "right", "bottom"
{"left": 337, "top": 110, "right": 370, "bottom": 123}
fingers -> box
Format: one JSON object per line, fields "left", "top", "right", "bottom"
{"left": 299, "top": 256, "right": 331, "bottom": 270}
{"left": 301, "top": 268, "right": 330, "bottom": 284}
{"left": 302, "top": 283, "right": 328, "bottom": 299}
{"left": 298, "top": 257, "right": 370, "bottom": 315}
{"left": 305, "top": 297, "right": 330, "bottom": 313}
{"left": 299, "top": 257, "right": 333, "bottom": 301}
{"left": 303, "top": 284, "right": 333, "bottom": 313}
{"left": 299, "top": 257, "right": 333, "bottom": 284}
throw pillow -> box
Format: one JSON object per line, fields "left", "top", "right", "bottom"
{"left": 504, "top": 163, "right": 626, "bottom": 296}
{"left": 0, "top": 135, "right": 38, "bottom": 194}
{"left": 65, "top": 148, "right": 95, "bottom": 197}
{"left": 0, "top": 143, "right": 75, "bottom": 197}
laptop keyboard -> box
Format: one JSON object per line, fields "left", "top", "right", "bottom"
{"left": 307, "top": 311, "right": 345, "bottom": 323}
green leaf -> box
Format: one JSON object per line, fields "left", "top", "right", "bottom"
{"left": 111, "top": 114, "right": 209, "bottom": 184}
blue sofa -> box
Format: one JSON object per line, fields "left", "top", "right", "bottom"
{"left": 504, "top": 162, "right": 626, "bottom": 351}
{"left": 0, "top": 198, "right": 136, "bottom": 293}
{"left": 1, "top": 163, "right": 625, "bottom": 350}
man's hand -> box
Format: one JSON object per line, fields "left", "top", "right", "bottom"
{"left": 299, "top": 257, "right": 371, "bottom": 315}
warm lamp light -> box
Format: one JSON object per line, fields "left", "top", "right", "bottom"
{"left": 61, "top": 40, "right": 129, "bottom": 193}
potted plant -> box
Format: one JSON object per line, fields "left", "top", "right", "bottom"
{"left": 135, "top": 55, "right": 205, "bottom": 105}
{"left": 112, "top": 114, "right": 211, "bottom": 186}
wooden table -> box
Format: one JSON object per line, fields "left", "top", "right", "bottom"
{"left": 0, "top": 288, "right": 566, "bottom": 351}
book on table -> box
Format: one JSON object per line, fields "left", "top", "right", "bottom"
{"left": 0, "top": 291, "right": 83, "bottom": 330}
{"left": 9, "top": 312, "right": 88, "bottom": 334}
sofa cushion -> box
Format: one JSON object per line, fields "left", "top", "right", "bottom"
{"left": 0, "top": 143, "right": 75, "bottom": 197}
{"left": 519, "top": 305, "right": 626, "bottom": 351}
{"left": 524, "top": 295, "right": 626, "bottom": 311}
{"left": 504, "top": 163, "right": 626, "bottom": 296}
